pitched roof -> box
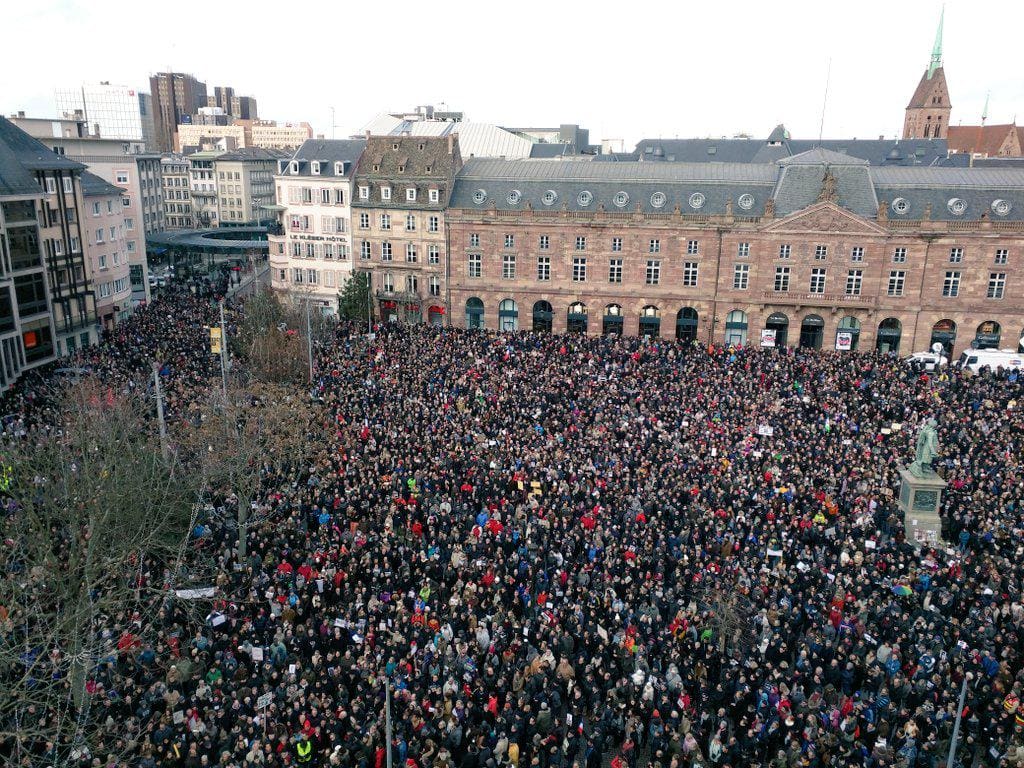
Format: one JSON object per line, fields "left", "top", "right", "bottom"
{"left": 284, "top": 139, "right": 366, "bottom": 178}
{"left": 217, "top": 147, "right": 291, "bottom": 162}
{"left": 80, "top": 170, "right": 122, "bottom": 197}
{"left": 778, "top": 148, "right": 870, "bottom": 166}
{"left": 631, "top": 136, "right": 948, "bottom": 166}
{"left": 0, "top": 116, "right": 84, "bottom": 197}
{"left": 907, "top": 66, "right": 950, "bottom": 109}
{"left": 946, "top": 124, "right": 1021, "bottom": 157}
{"left": 355, "top": 135, "right": 462, "bottom": 179}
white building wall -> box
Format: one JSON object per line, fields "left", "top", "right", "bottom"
{"left": 270, "top": 174, "right": 354, "bottom": 314}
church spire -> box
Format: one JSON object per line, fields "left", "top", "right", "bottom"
{"left": 982, "top": 92, "right": 989, "bottom": 124}
{"left": 928, "top": 6, "right": 944, "bottom": 79}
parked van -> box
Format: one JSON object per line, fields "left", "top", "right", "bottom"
{"left": 904, "top": 352, "right": 948, "bottom": 371}
{"left": 956, "top": 349, "right": 1024, "bottom": 374}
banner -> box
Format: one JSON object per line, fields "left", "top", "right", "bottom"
{"left": 210, "top": 326, "right": 222, "bottom": 354}
{"left": 760, "top": 329, "right": 776, "bottom": 348}
{"left": 835, "top": 332, "right": 853, "bottom": 351}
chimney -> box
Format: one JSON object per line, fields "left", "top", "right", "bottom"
{"left": 447, "top": 134, "right": 454, "bottom": 155}
{"left": 365, "top": 130, "right": 370, "bottom": 140}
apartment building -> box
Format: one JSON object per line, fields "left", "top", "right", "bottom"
{"left": 0, "top": 117, "right": 98, "bottom": 383}
{"left": 9, "top": 115, "right": 151, "bottom": 304}
{"left": 81, "top": 171, "right": 132, "bottom": 328}
{"left": 188, "top": 150, "right": 222, "bottom": 226}
{"left": 352, "top": 135, "right": 462, "bottom": 324}
{"left": 268, "top": 139, "right": 365, "bottom": 313}
{"left": 161, "top": 153, "right": 194, "bottom": 228}
{"left": 213, "top": 148, "right": 286, "bottom": 226}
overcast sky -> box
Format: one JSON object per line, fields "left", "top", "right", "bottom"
{"left": 4, "top": 0, "right": 1023, "bottom": 149}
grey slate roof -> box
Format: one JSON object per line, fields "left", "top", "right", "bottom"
{"left": 0, "top": 116, "right": 84, "bottom": 197}
{"left": 80, "top": 170, "right": 123, "bottom": 197}
{"left": 632, "top": 135, "right": 949, "bottom": 167}
{"left": 452, "top": 158, "right": 776, "bottom": 215}
{"left": 284, "top": 139, "right": 367, "bottom": 178}
{"left": 217, "top": 147, "right": 290, "bottom": 162}
{"left": 451, "top": 157, "right": 1024, "bottom": 222}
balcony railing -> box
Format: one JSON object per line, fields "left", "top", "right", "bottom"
{"left": 760, "top": 290, "right": 873, "bottom": 306}
{"left": 376, "top": 289, "right": 422, "bottom": 303}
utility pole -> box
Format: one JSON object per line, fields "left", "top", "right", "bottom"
{"left": 946, "top": 673, "right": 969, "bottom": 768}
{"left": 385, "top": 676, "right": 393, "bottom": 768}
{"left": 219, "top": 300, "right": 228, "bottom": 402}
{"left": 152, "top": 362, "right": 169, "bottom": 462}
{"left": 366, "top": 271, "right": 372, "bottom": 336}
{"left": 305, "top": 299, "right": 314, "bottom": 383}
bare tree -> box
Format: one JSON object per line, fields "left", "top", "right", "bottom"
{"left": 185, "top": 380, "right": 324, "bottom": 560}
{"left": 0, "top": 383, "right": 200, "bottom": 767}
{"left": 693, "top": 582, "right": 758, "bottom": 657}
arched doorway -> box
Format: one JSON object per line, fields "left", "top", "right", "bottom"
{"left": 532, "top": 300, "right": 553, "bottom": 333}
{"left": 725, "top": 310, "right": 748, "bottom": 346}
{"left": 567, "top": 302, "right": 588, "bottom": 334}
{"left": 498, "top": 299, "right": 519, "bottom": 331}
{"left": 765, "top": 312, "right": 789, "bottom": 348}
{"left": 676, "top": 307, "right": 698, "bottom": 342}
{"left": 639, "top": 306, "right": 661, "bottom": 337}
{"left": 427, "top": 305, "right": 445, "bottom": 326}
{"left": 799, "top": 314, "right": 824, "bottom": 349}
{"left": 836, "top": 316, "right": 861, "bottom": 351}
{"left": 974, "top": 320, "right": 1001, "bottom": 349}
{"left": 876, "top": 318, "right": 902, "bottom": 353}
{"left": 603, "top": 304, "right": 624, "bottom": 336}
{"left": 930, "top": 319, "right": 957, "bottom": 355}
{"left": 465, "top": 297, "right": 484, "bottom": 329}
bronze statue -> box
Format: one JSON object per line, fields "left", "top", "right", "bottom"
{"left": 909, "top": 418, "right": 940, "bottom": 477}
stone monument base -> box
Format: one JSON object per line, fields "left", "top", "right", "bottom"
{"left": 898, "top": 466, "right": 948, "bottom": 548}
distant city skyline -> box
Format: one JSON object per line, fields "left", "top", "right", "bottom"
{"left": 4, "top": 0, "right": 1023, "bottom": 149}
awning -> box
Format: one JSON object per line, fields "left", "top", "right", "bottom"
{"left": 428, "top": 305, "right": 446, "bottom": 315}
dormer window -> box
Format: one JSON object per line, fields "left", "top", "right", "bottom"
{"left": 425, "top": 165, "right": 431, "bottom": 173}
{"left": 429, "top": 189, "right": 439, "bottom": 203}
{"left": 334, "top": 162, "right": 344, "bottom": 175}
{"left": 418, "top": 142, "right": 425, "bottom": 151}
{"left": 311, "top": 162, "right": 321, "bottom": 175}
{"left": 406, "top": 188, "right": 417, "bottom": 202}
{"left": 372, "top": 164, "right": 380, "bottom": 172}
{"left": 381, "top": 186, "right": 392, "bottom": 201}
{"left": 289, "top": 161, "right": 299, "bottom": 174}
{"left": 358, "top": 186, "right": 369, "bottom": 200}
{"left": 398, "top": 165, "right": 405, "bottom": 173}
{"left": 392, "top": 142, "right": 400, "bottom": 150}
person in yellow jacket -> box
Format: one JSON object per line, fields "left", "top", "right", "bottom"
{"left": 296, "top": 736, "right": 314, "bottom": 764}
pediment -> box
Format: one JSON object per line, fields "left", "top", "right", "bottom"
{"left": 761, "top": 201, "right": 888, "bottom": 235}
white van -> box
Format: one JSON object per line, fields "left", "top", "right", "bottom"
{"left": 957, "top": 349, "right": 1024, "bottom": 373}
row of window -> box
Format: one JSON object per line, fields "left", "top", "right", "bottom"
{"left": 289, "top": 242, "right": 352, "bottom": 260}
{"left": 358, "top": 212, "right": 440, "bottom": 233}
{"left": 288, "top": 186, "right": 346, "bottom": 206}
{"left": 464, "top": 235, "right": 1012, "bottom": 266}
{"left": 96, "top": 278, "right": 130, "bottom": 299}
{"left": 288, "top": 215, "right": 349, "bottom": 234}
{"left": 357, "top": 185, "right": 441, "bottom": 204}
{"left": 377, "top": 273, "right": 442, "bottom": 296}
{"left": 359, "top": 242, "right": 442, "bottom": 263}
{"left": 457, "top": 254, "right": 1009, "bottom": 299}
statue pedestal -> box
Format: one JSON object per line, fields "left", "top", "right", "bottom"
{"left": 898, "top": 467, "right": 948, "bottom": 548}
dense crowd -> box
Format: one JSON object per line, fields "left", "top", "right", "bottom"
{"left": 4, "top": 294, "right": 1024, "bottom": 768}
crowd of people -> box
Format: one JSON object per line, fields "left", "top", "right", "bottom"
{"left": 4, "top": 292, "right": 1024, "bottom": 768}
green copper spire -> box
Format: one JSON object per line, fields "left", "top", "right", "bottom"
{"left": 928, "top": 6, "right": 944, "bottom": 79}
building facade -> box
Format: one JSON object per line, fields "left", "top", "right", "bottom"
{"left": 149, "top": 72, "right": 208, "bottom": 153}
{"left": 214, "top": 148, "right": 286, "bottom": 226}
{"left": 250, "top": 123, "right": 313, "bottom": 150}
{"left": 268, "top": 139, "right": 365, "bottom": 313}
{"left": 81, "top": 171, "right": 132, "bottom": 328}
{"left": 10, "top": 116, "right": 150, "bottom": 304}
{"left": 352, "top": 135, "right": 461, "bottom": 324}
{"left": 55, "top": 82, "right": 148, "bottom": 142}
{"left": 188, "top": 150, "right": 222, "bottom": 226}
{"left": 161, "top": 154, "right": 194, "bottom": 228}
{"left": 0, "top": 117, "right": 98, "bottom": 381}
{"left": 444, "top": 153, "right": 1024, "bottom": 357}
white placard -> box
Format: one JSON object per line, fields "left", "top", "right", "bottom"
{"left": 757, "top": 425, "right": 774, "bottom": 437}
{"left": 835, "top": 332, "right": 853, "bottom": 351}
{"left": 251, "top": 647, "right": 264, "bottom": 662}
{"left": 760, "top": 329, "right": 777, "bottom": 348}
{"left": 865, "top": 540, "right": 876, "bottom": 550}
{"left": 257, "top": 692, "right": 273, "bottom": 709}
